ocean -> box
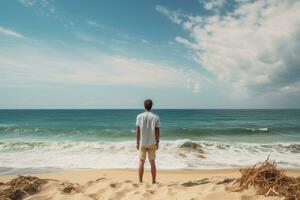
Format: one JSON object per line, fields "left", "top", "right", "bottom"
{"left": 0, "top": 109, "right": 299, "bottom": 175}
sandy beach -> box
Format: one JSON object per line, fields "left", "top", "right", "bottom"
{"left": 1, "top": 168, "right": 299, "bottom": 200}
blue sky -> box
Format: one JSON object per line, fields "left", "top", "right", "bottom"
{"left": 0, "top": 0, "right": 300, "bottom": 109}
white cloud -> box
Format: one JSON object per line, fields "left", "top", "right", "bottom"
{"left": 175, "top": 36, "right": 190, "bottom": 46}
{"left": 0, "top": 26, "right": 25, "bottom": 38}
{"left": 141, "top": 39, "right": 149, "bottom": 44}
{"left": 85, "top": 20, "right": 150, "bottom": 45}
{"left": 18, "top": 0, "right": 37, "bottom": 6}
{"left": 155, "top": 5, "right": 185, "bottom": 24}
{"left": 0, "top": 43, "right": 205, "bottom": 93}
{"left": 73, "top": 31, "right": 98, "bottom": 42}
{"left": 201, "top": 0, "right": 226, "bottom": 11}
{"left": 158, "top": 0, "right": 300, "bottom": 96}
{"left": 175, "top": 36, "right": 198, "bottom": 49}
{"left": 18, "top": 0, "right": 56, "bottom": 13}
{"left": 86, "top": 20, "right": 100, "bottom": 28}
{"left": 185, "top": 79, "right": 201, "bottom": 93}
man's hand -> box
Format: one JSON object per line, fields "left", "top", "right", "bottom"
{"left": 136, "top": 144, "right": 140, "bottom": 150}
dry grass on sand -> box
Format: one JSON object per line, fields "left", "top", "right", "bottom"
{"left": 229, "top": 159, "right": 300, "bottom": 200}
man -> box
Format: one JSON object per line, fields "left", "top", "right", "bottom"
{"left": 136, "top": 99, "right": 160, "bottom": 184}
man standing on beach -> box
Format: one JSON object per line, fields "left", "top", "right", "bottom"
{"left": 136, "top": 99, "right": 160, "bottom": 184}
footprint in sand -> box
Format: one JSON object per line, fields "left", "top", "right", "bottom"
{"left": 110, "top": 183, "right": 117, "bottom": 188}
{"left": 96, "top": 177, "right": 107, "bottom": 182}
{"left": 132, "top": 183, "right": 139, "bottom": 187}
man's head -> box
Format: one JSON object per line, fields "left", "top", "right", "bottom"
{"left": 144, "top": 99, "right": 153, "bottom": 111}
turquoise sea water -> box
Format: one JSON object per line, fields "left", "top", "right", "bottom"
{"left": 0, "top": 109, "right": 299, "bottom": 174}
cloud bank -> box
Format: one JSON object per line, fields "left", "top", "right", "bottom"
{"left": 0, "top": 43, "right": 203, "bottom": 93}
{"left": 157, "top": 0, "right": 300, "bottom": 96}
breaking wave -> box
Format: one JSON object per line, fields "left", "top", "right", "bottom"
{"left": 0, "top": 140, "right": 299, "bottom": 175}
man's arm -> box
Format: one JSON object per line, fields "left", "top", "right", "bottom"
{"left": 136, "top": 126, "right": 140, "bottom": 150}
{"left": 155, "top": 127, "right": 160, "bottom": 149}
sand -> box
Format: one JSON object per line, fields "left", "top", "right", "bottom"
{"left": 0, "top": 168, "right": 299, "bottom": 200}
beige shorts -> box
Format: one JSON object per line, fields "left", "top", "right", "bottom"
{"left": 139, "top": 144, "right": 157, "bottom": 161}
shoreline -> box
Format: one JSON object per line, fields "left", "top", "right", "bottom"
{"left": 1, "top": 166, "right": 300, "bottom": 175}
{"left": 1, "top": 168, "right": 300, "bottom": 182}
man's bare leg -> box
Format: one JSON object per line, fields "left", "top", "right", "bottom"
{"left": 139, "top": 159, "right": 145, "bottom": 183}
{"left": 149, "top": 159, "right": 156, "bottom": 184}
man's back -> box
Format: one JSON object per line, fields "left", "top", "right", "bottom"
{"left": 136, "top": 111, "right": 160, "bottom": 147}
{"left": 136, "top": 99, "right": 160, "bottom": 184}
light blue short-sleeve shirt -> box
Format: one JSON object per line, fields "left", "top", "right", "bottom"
{"left": 136, "top": 111, "right": 160, "bottom": 146}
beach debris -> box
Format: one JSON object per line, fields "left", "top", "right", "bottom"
{"left": 230, "top": 158, "right": 300, "bottom": 200}
{"left": 180, "top": 142, "right": 206, "bottom": 158}
{"left": 179, "top": 153, "right": 187, "bottom": 157}
{"left": 217, "top": 178, "right": 236, "bottom": 185}
{"left": 149, "top": 190, "right": 155, "bottom": 194}
{"left": 63, "top": 186, "right": 74, "bottom": 193}
{"left": 0, "top": 175, "right": 47, "bottom": 200}
{"left": 197, "top": 154, "right": 206, "bottom": 159}
{"left": 59, "top": 182, "right": 81, "bottom": 194}
{"left": 180, "top": 142, "right": 204, "bottom": 153}
{"left": 181, "top": 178, "right": 210, "bottom": 187}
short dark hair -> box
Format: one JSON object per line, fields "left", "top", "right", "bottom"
{"left": 144, "top": 99, "right": 153, "bottom": 111}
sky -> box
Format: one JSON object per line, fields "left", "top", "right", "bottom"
{"left": 0, "top": 0, "right": 300, "bottom": 109}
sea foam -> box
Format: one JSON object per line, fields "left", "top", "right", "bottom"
{"left": 0, "top": 140, "right": 299, "bottom": 175}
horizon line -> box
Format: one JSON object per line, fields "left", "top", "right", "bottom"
{"left": 0, "top": 108, "right": 299, "bottom": 110}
